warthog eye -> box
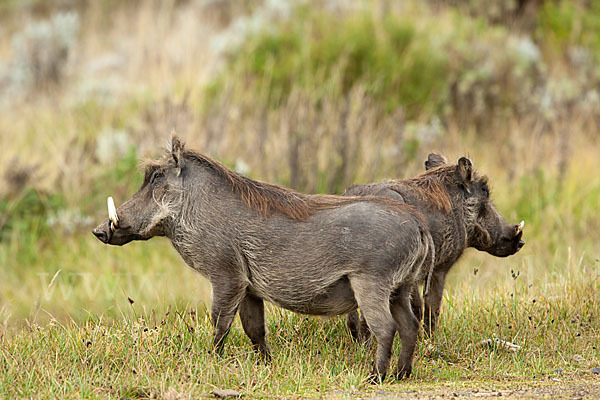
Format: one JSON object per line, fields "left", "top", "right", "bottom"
{"left": 482, "top": 184, "right": 489, "bottom": 197}
{"left": 150, "top": 170, "right": 164, "bottom": 184}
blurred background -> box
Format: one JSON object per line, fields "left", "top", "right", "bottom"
{"left": 0, "top": 0, "right": 599, "bottom": 324}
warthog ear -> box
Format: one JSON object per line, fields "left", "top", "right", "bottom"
{"left": 171, "top": 134, "right": 185, "bottom": 171}
{"left": 457, "top": 156, "right": 473, "bottom": 190}
{"left": 425, "top": 153, "right": 448, "bottom": 170}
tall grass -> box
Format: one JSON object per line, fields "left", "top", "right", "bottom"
{"left": 0, "top": 0, "right": 597, "bottom": 316}
{"left": 1, "top": 265, "right": 597, "bottom": 398}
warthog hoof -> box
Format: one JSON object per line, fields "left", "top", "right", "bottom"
{"left": 367, "top": 372, "right": 386, "bottom": 384}
{"left": 395, "top": 366, "right": 412, "bottom": 380}
{"left": 258, "top": 348, "right": 271, "bottom": 363}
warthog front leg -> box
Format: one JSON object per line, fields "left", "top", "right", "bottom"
{"left": 350, "top": 276, "right": 397, "bottom": 383}
{"left": 346, "top": 310, "right": 372, "bottom": 344}
{"left": 210, "top": 279, "right": 247, "bottom": 356}
{"left": 423, "top": 269, "right": 446, "bottom": 337}
{"left": 239, "top": 293, "right": 271, "bottom": 361}
{"left": 390, "top": 287, "right": 420, "bottom": 379}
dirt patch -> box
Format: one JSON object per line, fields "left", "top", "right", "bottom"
{"left": 326, "top": 377, "right": 600, "bottom": 399}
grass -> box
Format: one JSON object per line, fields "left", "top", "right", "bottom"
{"left": 1, "top": 260, "right": 598, "bottom": 398}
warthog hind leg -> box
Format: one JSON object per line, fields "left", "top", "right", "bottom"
{"left": 350, "top": 276, "right": 397, "bottom": 383}
{"left": 348, "top": 286, "right": 422, "bottom": 347}
{"left": 390, "top": 286, "right": 420, "bottom": 379}
{"left": 239, "top": 293, "right": 271, "bottom": 361}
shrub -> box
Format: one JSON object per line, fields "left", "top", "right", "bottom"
{"left": 0, "top": 188, "right": 64, "bottom": 245}
{"left": 8, "top": 11, "right": 79, "bottom": 93}
{"left": 446, "top": 16, "right": 543, "bottom": 127}
{"left": 207, "top": 4, "right": 562, "bottom": 129}
{"left": 537, "top": 0, "right": 600, "bottom": 58}
{"left": 212, "top": 6, "right": 449, "bottom": 118}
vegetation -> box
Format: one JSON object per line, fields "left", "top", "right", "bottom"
{"left": 1, "top": 265, "right": 598, "bottom": 398}
{"left": 0, "top": 0, "right": 599, "bottom": 398}
{"left": 210, "top": 9, "right": 449, "bottom": 116}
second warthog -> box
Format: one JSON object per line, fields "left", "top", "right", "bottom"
{"left": 93, "top": 137, "right": 434, "bottom": 381}
{"left": 345, "top": 154, "right": 525, "bottom": 339}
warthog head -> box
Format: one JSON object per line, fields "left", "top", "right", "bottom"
{"left": 92, "top": 139, "right": 185, "bottom": 246}
{"left": 428, "top": 155, "right": 525, "bottom": 257}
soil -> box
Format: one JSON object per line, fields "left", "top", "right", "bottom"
{"left": 326, "top": 376, "right": 600, "bottom": 399}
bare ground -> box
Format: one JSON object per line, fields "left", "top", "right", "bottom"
{"left": 324, "top": 376, "right": 600, "bottom": 400}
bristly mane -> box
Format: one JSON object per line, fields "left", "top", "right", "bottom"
{"left": 400, "top": 166, "right": 454, "bottom": 212}
{"left": 389, "top": 163, "right": 488, "bottom": 213}
{"left": 181, "top": 150, "right": 412, "bottom": 221}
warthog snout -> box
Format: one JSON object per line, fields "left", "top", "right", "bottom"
{"left": 92, "top": 195, "right": 149, "bottom": 246}
{"left": 92, "top": 197, "right": 118, "bottom": 243}
{"left": 493, "top": 220, "right": 525, "bottom": 257}
{"left": 92, "top": 197, "right": 119, "bottom": 244}
{"left": 514, "top": 221, "right": 526, "bottom": 251}
{"left": 92, "top": 223, "right": 109, "bottom": 243}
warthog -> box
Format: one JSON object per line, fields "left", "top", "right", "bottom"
{"left": 93, "top": 137, "right": 434, "bottom": 381}
{"left": 345, "top": 154, "right": 525, "bottom": 340}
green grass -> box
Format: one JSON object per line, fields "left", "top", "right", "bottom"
{"left": 208, "top": 5, "right": 450, "bottom": 116}
{"left": 1, "top": 264, "right": 598, "bottom": 399}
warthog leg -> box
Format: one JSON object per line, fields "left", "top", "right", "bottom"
{"left": 345, "top": 310, "right": 360, "bottom": 341}
{"left": 391, "top": 286, "right": 420, "bottom": 379}
{"left": 410, "top": 287, "right": 423, "bottom": 324}
{"left": 346, "top": 310, "right": 373, "bottom": 344}
{"left": 348, "top": 284, "right": 423, "bottom": 345}
{"left": 423, "top": 269, "right": 447, "bottom": 338}
{"left": 239, "top": 293, "right": 271, "bottom": 361}
{"left": 350, "top": 276, "right": 397, "bottom": 383}
{"left": 210, "top": 278, "right": 247, "bottom": 356}
{"left": 346, "top": 310, "right": 371, "bottom": 344}
{"left": 358, "top": 312, "right": 371, "bottom": 343}
{"left": 346, "top": 286, "right": 423, "bottom": 344}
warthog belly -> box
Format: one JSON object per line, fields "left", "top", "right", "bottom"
{"left": 254, "top": 276, "right": 358, "bottom": 316}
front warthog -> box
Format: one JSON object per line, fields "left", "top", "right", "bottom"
{"left": 345, "top": 154, "right": 525, "bottom": 340}
{"left": 93, "top": 137, "right": 434, "bottom": 381}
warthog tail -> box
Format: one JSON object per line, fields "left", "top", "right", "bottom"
{"left": 422, "top": 228, "right": 435, "bottom": 297}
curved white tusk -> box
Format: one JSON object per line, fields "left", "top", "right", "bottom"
{"left": 516, "top": 220, "right": 524, "bottom": 235}
{"left": 107, "top": 197, "right": 119, "bottom": 229}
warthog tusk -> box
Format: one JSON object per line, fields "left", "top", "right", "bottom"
{"left": 516, "top": 220, "right": 524, "bottom": 235}
{"left": 107, "top": 197, "right": 119, "bottom": 231}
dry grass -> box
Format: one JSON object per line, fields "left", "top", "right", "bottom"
{"left": 0, "top": 264, "right": 597, "bottom": 398}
